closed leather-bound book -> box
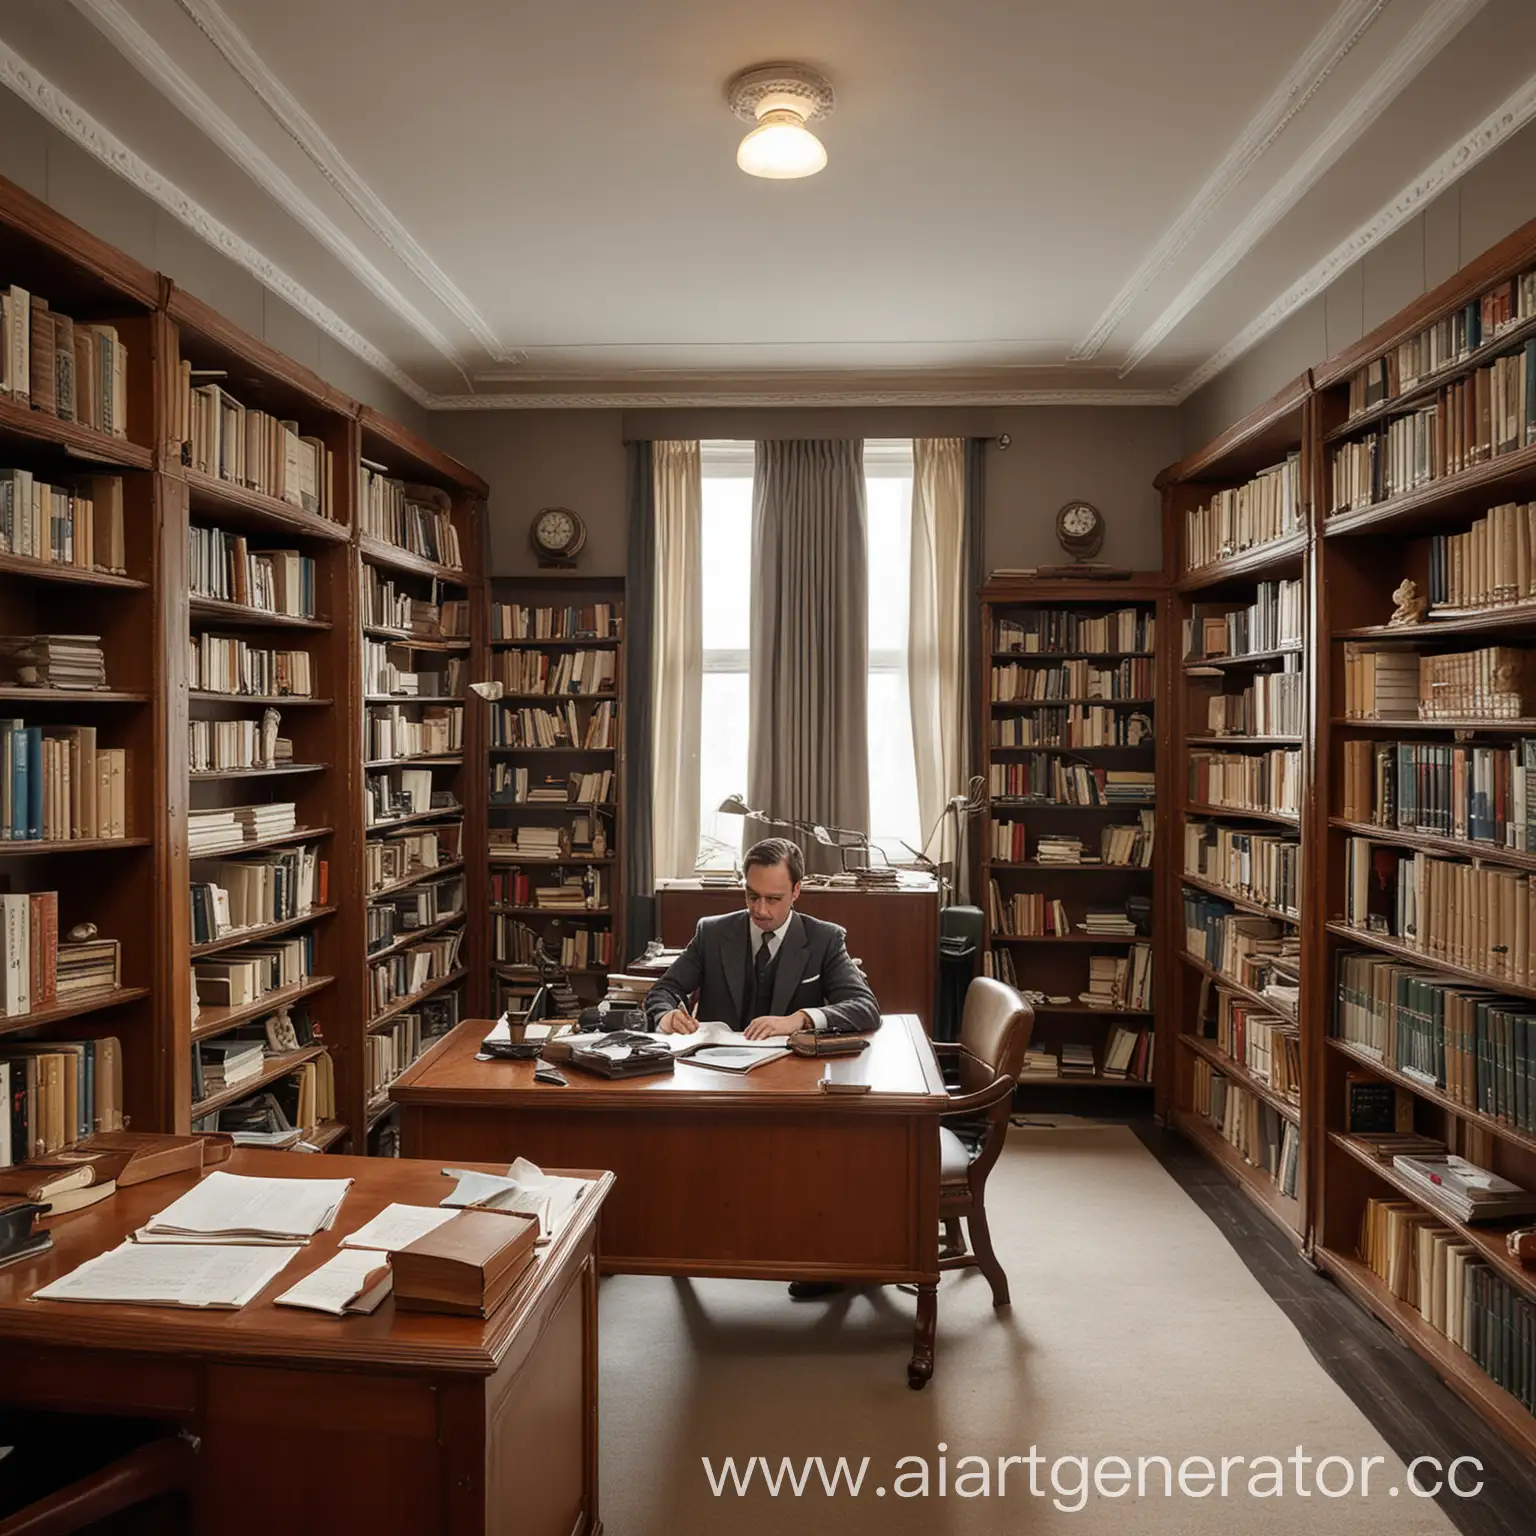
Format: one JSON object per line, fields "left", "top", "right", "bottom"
{"left": 392, "top": 1208, "right": 539, "bottom": 1318}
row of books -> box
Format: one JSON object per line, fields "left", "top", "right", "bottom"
{"left": 1343, "top": 836, "right": 1534, "bottom": 987}
{"left": 491, "top": 602, "right": 619, "bottom": 640}
{"left": 359, "top": 469, "right": 462, "bottom": 569}
{"left": 492, "top": 649, "right": 618, "bottom": 696}
{"left": 364, "top": 768, "right": 442, "bottom": 825}
{"left": 491, "top": 701, "right": 616, "bottom": 750}
{"left": 192, "top": 1050, "right": 334, "bottom": 1135}
{"left": 990, "top": 658, "right": 1152, "bottom": 702}
{"left": 362, "top": 640, "right": 463, "bottom": 698}
{"left": 0, "top": 1037, "right": 124, "bottom": 1164}
{"left": 361, "top": 572, "right": 470, "bottom": 638}
{"left": 189, "top": 634, "right": 312, "bottom": 698}
{"left": 1187, "top": 747, "right": 1301, "bottom": 817}
{"left": 494, "top": 919, "right": 614, "bottom": 970}
{"left": 365, "top": 995, "right": 459, "bottom": 1104}
{"left": 1343, "top": 644, "right": 1532, "bottom": 721}
{"left": 1184, "top": 580, "right": 1304, "bottom": 659}
{"left": 989, "top": 761, "right": 1156, "bottom": 806}
{"left": 1082, "top": 943, "right": 1153, "bottom": 1010}
{"left": 1102, "top": 1025, "right": 1155, "bottom": 1081}
{"left": 1184, "top": 821, "right": 1300, "bottom": 917}
{"left": 188, "top": 717, "right": 293, "bottom": 774}
{"left": 189, "top": 848, "right": 326, "bottom": 946}
{"left": 1346, "top": 269, "right": 1536, "bottom": 416}
{"left": 0, "top": 471, "right": 125, "bottom": 573}
{"left": 367, "top": 874, "right": 465, "bottom": 954}
{"left": 189, "top": 525, "right": 315, "bottom": 618}
{"left": 1330, "top": 343, "right": 1536, "bottom": 513}
{"left": 1334, "top": 950, "right": 1536, "bottom": 1131}
{"left": 0, "top": 634, "right": 105, "bottom": 692}
{"left": 489, "top": 867, "right": 606, "bottom": 909}
{"left": 1209, "top": 992, "right": 1302, "bottom": 1102}
{"left": 0, "top": 288, "right": 128, "bottom": 438}
{"left": 990, "top": 813, "right": 1155, "bottom": 867}
{"left": 991, "top": 707, "right": 1152, "bottom": 748}
{"left": 192, "top": 932, "right": 313, "bottom": 1010}
{"left": 187, "top": 802, "right": 297, "bottom": 857}
{"left": 0, "top": 892, "right": 120, "bottom": 1017}
{"left": 1427, "top": 501, "right": 1536, "bottom": 612}
{"left": 1183, "top": 890, "right": 1298, "bottom": 983}
{"left": 1199, "top": 656, "right": 1304, "bottom": 738}
{"left": 367, "top": 929, "right": 464, "bottom": 1017}
{"left": 987, "top": 884, "right": 1068, "bottom": 937}
{"left": 365, "top": 822, "right": 461, "bottom": 897}
{"left": 1341, "top": 737, "right": 1536, "bottom": 849}
{"left": 1357, "top": 1196, "right": 1536, "bottom": 1414}
{"left": 177, "top": 373, "right": 335, "bottom": 520}
{"left": 1182, "top": 454, "right": 1301, "bottom": 573}
{"left": 0, "top": 724, "right": 129, "bottom": 841}
{"left": 366, "top": 704, "right": 462, "bottom": 762}
{"left": 1190, "top": 1056, "right": 1300, "bottom": 1198}
{"left": 490, "top": 766, "right": 614, "bottom": 805}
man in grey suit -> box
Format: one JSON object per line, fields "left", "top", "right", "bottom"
{"left": 644, "top": 838, "right": 880, "bottom": 1039}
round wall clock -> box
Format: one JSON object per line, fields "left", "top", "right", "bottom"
{"left": 530, "top": 506, "right": 586, "bottom": 567}
{"left": 1056, "top": 500, "right": 1104, "bottom": 560}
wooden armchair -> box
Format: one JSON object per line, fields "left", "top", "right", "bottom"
{"left": 932, "top": 976, "right": 1034, "bottom": 1307}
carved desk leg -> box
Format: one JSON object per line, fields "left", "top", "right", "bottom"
{"left": 908, "top": 1282, "right": 936, "bottom": 1389}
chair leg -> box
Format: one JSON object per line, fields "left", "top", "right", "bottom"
{"left": 966, "top": 1201, "right": 1010, "bottom": 1308}
{"left": 908, "top": 1282, "right": 936, "bottom": 1390}
{"left": 940, "top": 1216, "right": 964, "bottom": 1259}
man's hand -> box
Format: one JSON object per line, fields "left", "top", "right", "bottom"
{"left": 744, "top": 1011, "right": 808, "bottom": 1040}
{"left": 657, "top": 1008, "right": 698, "bottom": 1035}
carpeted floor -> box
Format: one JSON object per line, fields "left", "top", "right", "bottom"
{"left": 599, "top": 1125, "right": 1459, "bottom": 1534}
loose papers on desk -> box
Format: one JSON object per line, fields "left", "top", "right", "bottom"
{"left": 34, "top": 1240, "right": 300, "bottom": 1308}
{"left": 441, "top": 1158, "right": 586, "bottom": 1242}
{"left": 132, "top": 1172, "right": 351, "bottom": 1245}
{"left": 274, "top": 1249, "right": 393, "bottom": 1315}
{"left": 341, "top": 1202, "right": 459, "bottom": 1253}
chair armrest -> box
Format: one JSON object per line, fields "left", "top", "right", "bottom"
{"left": 931, "top": 1041, "right": 962, "bottom": 1057}
{"left": 941, "top": 1075, "right": 1015, "bottom": 1117}
{"left": 0, "top": 1438, "right": 196, "bottom": 1536}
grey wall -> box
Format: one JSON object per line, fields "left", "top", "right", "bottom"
{"left": 0, "top": 86, "right": 429, "bottom": 434}
{"left": 1180, "top": 118, "right": 1536, "bottom": 454}
{"left": 430, "top": 405, "right": 1181, "bottom": 579}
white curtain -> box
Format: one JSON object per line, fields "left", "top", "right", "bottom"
{"left": 908, "top": 437, "right": 969, "bottom": 879}
{"left": 651, "top": 440, "right": 702, "bottom": 879}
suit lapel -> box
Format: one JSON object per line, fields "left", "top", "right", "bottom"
{"left": 721, "top": 911, "right": 750, "bottom": 1023}
{"left": 771, "top": 910, "right": 810, "bottom": 1017}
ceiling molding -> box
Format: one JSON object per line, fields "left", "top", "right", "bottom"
{"left": 66, "top": 0, "right": 472, "bottom": 379}
{"left": 1121, "top": 0, "right": 1485, "bottom": 377}
{"left": 0, "top": 35, "right": 435, "bottom": 407}
{"left": 1173, "top": 65, "right": 1536, "bottom": 402}
{"left": 1068, "top": 0, "right": 1391, "bottom": 363}
{"left": 171, "top": 0, "right": 520, "bottom": 364}
{"left": 425, "top": 388, "right": 1182, "bottom": 410}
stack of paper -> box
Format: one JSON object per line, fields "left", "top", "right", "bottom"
{"left": 441, "top": 1159, "right": 587, "bottom": 1243}
{"left": 274, "top": 1249, "right": 393, "bottom": 1316}
{"left": 341, "top": 1202, "right": 459, "bottom": 1253}
{"left": 35, "top": 1240, "right": 300, "bottom": 1308}
{"left": 133, "top": 1172, "right": 352, "bottom": 1245}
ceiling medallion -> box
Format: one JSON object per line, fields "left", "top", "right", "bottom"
{"left": 726, "top": 62, "right": 835, "bottom": 180}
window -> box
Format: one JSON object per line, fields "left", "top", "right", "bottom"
{"left": 694, "top": 440, "right": 922, "bottom": 871}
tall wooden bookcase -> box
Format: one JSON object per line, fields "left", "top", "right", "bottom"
{"left": 0, "top": 172, "right": 487, "bottom": 1165}
{"left": 1310, "top": 218, "right": 1536, "bottom": 1457}
{"left": 484, "top": 575, "right": 625, "bottom": 1014}
{"left": 977, "top": 577, "right": 1167, "bottom": 1095}
{"left": 1158, "top": 378, "right": 1315, "bottom": 1246}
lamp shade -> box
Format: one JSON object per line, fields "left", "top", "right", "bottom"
{"left": 737, "top": 109, "right": 827, "bottom": 179}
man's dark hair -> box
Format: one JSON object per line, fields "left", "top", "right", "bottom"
{"left": 743, "top": 837, "right": 804, "bottom": 886}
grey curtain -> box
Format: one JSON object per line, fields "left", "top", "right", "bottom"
{"left": 748, "top": 439, "right": 869, "bottom": 875}
{"left": 624, "top": 440, "right": 655, "bottom": 963}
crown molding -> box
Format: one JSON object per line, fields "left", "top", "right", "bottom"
{"left": 1173, "top": 65, "right": 1536, "bottom": 402}
{"left": 423, "top": 387, "right": 1182, "bottom": 410}
{"left": 1069, "top": 0, "right": 1390, "bottom": 363}
{"left": 66, "top": 0, "right": 471, "bottom": 380}
{"left": 171, "top": 0, "right": 520, "bottom": 364}
{"left": 0, "top": 35, "right": 435, "bottom": 407}
{"left": 1121, "top": 0, "right": 1485, "bottom": 377}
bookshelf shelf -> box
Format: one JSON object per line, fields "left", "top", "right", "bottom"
{"left": 991, "top": 933, "right": 1142, "bottom": 946}
{"left": 1183, "top": 802, "right": 1300, "bottom": 828}
{"left": 1179, "top": 871, "right": 1299, "bottom": 924}
{"left": 0, "top": 986, "right": 152, "bottom": 1040}
{"left": 363, "top": 756, "right": 463, "bottom": 770}
{"left": 491, "top": 906, "right": 612, "bottom": 917}
{"left": 363, "top": 694, "right": 464, "bottom": 705}
{"left": 984, "top": 861, "right": 1154, "bottom": 874}
{"left": 0, "top": 394, "right": 153, "bottom": 470}
{"left": 1324, "top": 921, "right": 1536, "bottom": 1004}
{"left": 367, "top": 859, "right": 466, "bottom": 903}
{"left": 1334, "top": 605, "right": 1536, "bottom": 641}
{"left": 1182, "top": 647, "right": 1303, "bottom": 671}
{"left": 194, "top": 824, "right": 334, "bottom": 858}
{"left": 367, "top": 967, "right": 469, "bottom": 1032}
{"left": 188, "top": 598, "right": 331, "bottom": 632}
{"left": 488, "top": 855, "right": 615, "bottom": 866}
{"left": 365, "top": 806, "right": 464, "bottom": 835}
{"left": 358, "top": 534, "right": 466, "bottom": 584}
{"left": 1176, "top": 532, "right": 1308, "bottom": 593}
{"left": 0, "top": 554, "right": 146, "bottom": 590}
{"left": 361, "top": 625, "right": 472, "bottom": 651}
{"left": 189, "top": 764, "right": 327, "bottom": 781}
{"left": 992, "top": 650, "right": 1154, "bottom": 661}
{"left": 190, "top": 1045, "right": 327, "bottom": 1119}
{"left": 0, "top": 688, "right": 149, "bottom": 704}
{"left": 990, "top": 697, "right": 1154, "bottom": 709}
{"left": 183, "top": 468, "right": 349, "bottom": 543}
{"left": 1325, "top": 441, "right": 1536, "bottom": 537}
{"left": 1171, "top": 1106, "right": 1303, "bottom": 1238}
{"left": 306, "top": 1119, "right": 348, "bottom": 1152}
{"left": 190, "top": 975, "right": 336, "bottom": 1043}
{"left": 189, "top": 693, "right": 332, "bottom": 707}
{"left": 986, "top": 744, "right": 1152, "bottom": 757}
{"left": 1027, "top": 1004, "right": 1155, "bottom": 1018}
{"left": 191, "top": 906, "right": 337, "bottom": 959}
{"left": 1178, "top": 1033, "right": 1301, "bottom": 1125}
{"left": 1327, "top": 817, "right": 1536, "bottom": 874}
{"left": 0, "top": 837, "right": 151, "bottom": 857}
{"left": 1177, "top": 950, "right": 1298, "bottom": 1025}
{"left": 1185, "top": 735, "right": 1303, "bottom": 747}
{"left": 366, "top": 910, "right": 466, "bottom": 965}
{"left": 491, "top": 637, "right": 620, "bottom": 649}
{"left": 1332, "top": 716, "right": 1536, "bottom": 732}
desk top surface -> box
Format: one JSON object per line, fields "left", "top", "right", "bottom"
{"left": 391, "top": 1014, "right": 947, "bottom": 1113}
{"left": 0, "top": 1150, "right": 612, "bottom": 1376}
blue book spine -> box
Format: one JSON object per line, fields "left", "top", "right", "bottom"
{"left": 25, "top": 728, "right": 41, "bottom": 841}
{"left": 12, "top": 727, "right": 28, "bottom": 841}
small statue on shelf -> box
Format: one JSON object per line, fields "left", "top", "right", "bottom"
{"left": 1387, "top": 578, "right": 1427, "bottom": 627}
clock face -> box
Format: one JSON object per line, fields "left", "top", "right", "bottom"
{"left": 536, "top": 509, "right": 576, "bottom": 551}
{"left": 1061, "top": 503, "right": 1098, "bottom": 537}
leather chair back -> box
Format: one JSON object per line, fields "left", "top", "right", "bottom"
{"left": 953, "top": 977, "right": 1033, "bottom": 1096}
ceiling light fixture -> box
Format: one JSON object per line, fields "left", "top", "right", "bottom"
{"left": 727, "top": 63, "right": 835, "bottom": 180}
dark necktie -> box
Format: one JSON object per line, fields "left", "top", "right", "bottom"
{"left": 753, "top": 933, "right": 774, "bottom": 1016}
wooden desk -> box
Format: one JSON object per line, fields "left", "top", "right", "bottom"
{"left": 655, "top": 881, "right": 940, "bottom": 1026}
{"left": 392, "top": 1014, "right": 947, "bottom": 1385}
{"left": 0, "top": 1150, "right": 613, "bottom": 1536}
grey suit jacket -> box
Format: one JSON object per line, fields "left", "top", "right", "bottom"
{"left": 641, "top": 909, "right": 881, "bottom": 1034}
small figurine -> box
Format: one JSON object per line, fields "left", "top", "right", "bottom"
{"left": 66, "top": 922, "right": 98, "bottom": 942}
{"left": 1388, "top": 579, "right": 1428, "bottom": 626}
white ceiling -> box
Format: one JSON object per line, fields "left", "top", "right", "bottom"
{"left": 1, "top": 0, "right": 1534, "bottom": 406}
